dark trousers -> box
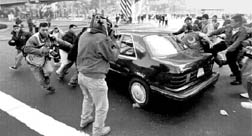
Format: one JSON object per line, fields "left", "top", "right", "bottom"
{"left": 211, "top": 41, "right": 242, "bottom": 81}
{"left": 210, "top": 41, "right": 227, "bottom": 56}
{"left": 59, "top": 61, "right": 74, "bottom": 78}
{"left": 28, "top": 25, "right": 33, "bottom": 33}
{"left": 226, "top": 49, "right": 242, "bottom": 81}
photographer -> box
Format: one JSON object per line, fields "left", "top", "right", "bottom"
{"left": 8, "top": 24, "right": 32, "bottom": 70}
{"left": 23, "top": 22, "right": 72, "bottom": 94}
{"left": 77, "top": 14, "right": 119, "bottom": 136}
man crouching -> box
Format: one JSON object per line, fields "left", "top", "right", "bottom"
{"left": 23, "top": 22, "right": 72, "bottom": 94}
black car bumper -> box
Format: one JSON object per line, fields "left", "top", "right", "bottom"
{"left": 150, "top": 72, "right": 220, "bottom": 100}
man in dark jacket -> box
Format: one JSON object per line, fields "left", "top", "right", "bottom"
{"left": 77, "top": 14, "right": 119, "bottom": 136}
{"left": 65, "top": 27, "right": 88, "bottom": 87}
{"left": 56, "top": 24, "right": 77, "bottom": 80}
{"left": 8, "top": 24, "right": 32, "bottom": 70}
{"left": 208, "top": 14, "right": 248, "bottom": 85}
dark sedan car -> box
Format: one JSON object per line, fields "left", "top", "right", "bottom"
{"left": 109, "top": 29, "right": 219, "bottom": 107}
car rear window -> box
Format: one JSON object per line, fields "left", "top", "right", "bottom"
{"left": 144, "top": 35, "right": 178, "bottom": 57}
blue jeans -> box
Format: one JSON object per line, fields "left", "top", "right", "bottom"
{"left": 78, "top": 73, "right": 109, "bottom": 134}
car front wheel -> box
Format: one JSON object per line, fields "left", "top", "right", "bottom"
{"left": 129, "top": 78, "right": 151, "bottom": 108}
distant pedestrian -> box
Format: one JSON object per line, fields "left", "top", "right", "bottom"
{"left": 15, "top": 16, "right": 22, "bottom": 25}
{"left": 46, "top": 15, "right": 52, "bottom": 27}
{"left": 27, "top": 15, "right": 33, "bottom": 33}
{"left": 115, "top": 14, "right": 120, "bottom": 24}
{"left": 33, "top": 19, "right": 40, "bottom": 33}
{"left": 164, "top": 15, "right": 168, "bottom": 27}
{"left": 8, "top": 24, "right": 32, "bottom": 70}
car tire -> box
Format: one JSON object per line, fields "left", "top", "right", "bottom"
{"left": 129, "top": 78, "right": 151, "bottom": 108}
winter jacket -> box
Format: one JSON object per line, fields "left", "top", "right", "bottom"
{"left": 77, "top": 29, "right": 120, "bottom": 79}
{"left": 208, "top": 25, "right": 248, "bottom": 50}
{"left": 62, "top": 30, "right": 77, "bottom": 44}
{"left": 8, "top": 30, "right": 32, "bottom": 51}
{"left": 61, "top": 30, "right": 76, "bottom": 52}
{"left": 24, "top": 33, "right": 72, "bottom": 57}
{"left": 67, "top": 31, "right": 83, "bottom": 62}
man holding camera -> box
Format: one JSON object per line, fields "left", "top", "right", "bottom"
{"left": 8, "top": 24, "right": 32, "bottom": 70}
{"left": 77, "top": 15, "right": 119, "bottom": 136}
{"left": 23, "top": 22, "right": 72, "bottom": 94}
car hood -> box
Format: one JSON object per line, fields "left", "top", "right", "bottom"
{"left": 152, "top": 51, "right": 212, "bottom": 73}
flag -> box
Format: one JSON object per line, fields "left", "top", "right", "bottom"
{"left": 120, "top": 0, "right": 132, "bottom": 18}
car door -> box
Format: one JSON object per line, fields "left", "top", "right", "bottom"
{"left": 110, "top": 34, "right": 137, "bottom": 76}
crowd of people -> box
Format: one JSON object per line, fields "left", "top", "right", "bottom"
{"left": 171, "top": 13, "right": 252, "bottom": 109}
{"left": 6, "top": 12, "right": 252, "bottom": 136}
{"left": 8, "top": 13, "right": 119, "bottom": 136}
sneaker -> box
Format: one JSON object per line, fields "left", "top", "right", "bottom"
{"left": 57, "top": 76, "right": 64, "bottom": 81}
{"left": 240, "top": 93, "right": 249, "bottom": 99}
{"left": 9, "top": 66, "right": 17, "bottom": 70}
{"left": 230, "top": 74, "right": 235, "bottom": 77}
{"left": 80, "top": 116, "right": 94, "bottom": 128}
{"left": 68, "top": 82, "right": 78, "bottom": 88}
{"left": 45, "top": 86, "right": 56, "bottom": 94}
{"left": 230, "top": 80, "right": 242, "bottom": 85}
{"left": 93, "top": 126, "right": 111, "bottom": 136}
{"left": 241, "top": 101, "right": 252, "bottom": 109}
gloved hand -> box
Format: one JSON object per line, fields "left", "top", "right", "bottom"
{"left": 8, "top": 40, "right": 16, "bottom": 46}
{"left": 40, "top": 46, "right": 50, "bottom": 56}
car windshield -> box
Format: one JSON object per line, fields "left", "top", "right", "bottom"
{"left": 144, "top": 35, "right": 178, "bottom": 57}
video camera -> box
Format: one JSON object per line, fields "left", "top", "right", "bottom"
{"left": 90, "top": 14, "right": 114, "bottom": 37}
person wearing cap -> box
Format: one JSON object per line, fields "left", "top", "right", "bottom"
{"left": 172, "top": 17, "right": 193, "bottom": 35}
{"left": 8, "top": 24, "right": 32, "bottom": 70}
{"left": 212, "top": 15, "right": 220, "bottom": 30}
{"left": 201, "top": 14, "right": 214, "bottom": 34}
{"left": 208, "top": 14, "right": 248, "bottom": 85}
{"left": 77, "top": 14, "right": 119, "bottom": 136}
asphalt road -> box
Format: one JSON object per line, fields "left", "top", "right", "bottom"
{"left": 0, "top": 23, "right": 251, "bottom": 136}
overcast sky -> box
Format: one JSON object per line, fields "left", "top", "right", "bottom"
{"left": 185, "top": 0, "right": 252, "bottom": 13}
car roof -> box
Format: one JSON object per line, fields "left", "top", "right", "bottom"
{"left": 115, "top": 24, "right": 172, "bottom": 37}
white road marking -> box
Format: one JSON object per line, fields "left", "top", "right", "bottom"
{"left": 0, "top": 91, "right": 89, "bottom": 136}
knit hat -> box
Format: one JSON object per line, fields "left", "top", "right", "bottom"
{"left": 202, "top": 14, "right": 209, "bottom": 20}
